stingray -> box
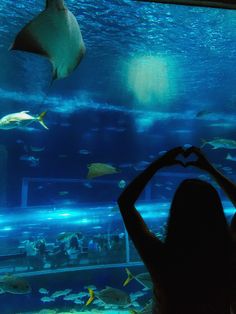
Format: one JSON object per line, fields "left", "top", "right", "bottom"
{"left": 87, "top": 163, "right": 120, "bottom": 179}
{"left": 10, "top": 0, "right": 86, "bottom": 80}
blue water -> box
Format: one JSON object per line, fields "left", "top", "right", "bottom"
{"left": 0, "top": 0, "right": 236, "bottom": 313}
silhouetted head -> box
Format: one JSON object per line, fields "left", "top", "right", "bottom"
{"left": 165, "top": 179, "right": 229, "bottom": 252}
{"left": 163, "top": 179, "right": 230, "bottom": 304}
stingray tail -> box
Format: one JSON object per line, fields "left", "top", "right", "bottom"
{"left": 123, "top": 268, "right": 134, "bottom": 286}
{"left": 86, "top": 288, "right": 95, "bottom": 306}
{"left": 38, "top": 111, "right": 48, "bottom": 130}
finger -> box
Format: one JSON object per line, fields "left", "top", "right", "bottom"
{"left": 168, "top": 146, "right": 184, "bottom": 157}
{"left": 174, "top": 160, "right": 185, "bottom": 167}
{"left": 185, "top": 161, "right": 198, "bottom": 167}
{"left": 186, "top": 146, "right": 201, "bottom": 156}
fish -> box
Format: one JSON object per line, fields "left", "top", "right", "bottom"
{"left": 64, "top": 293, "right": 81, "bottom": 301}
{"left": 222, "top": 166, "right": 232, "bottom": 172}
{"left": 30, "top": 146, "right": 45, "bottom": 152}
{"left": 130, "top": 290, "right": 147, "bottom": 301}
{"left": 195, "top": 110, "right": 212, "bottom": 118}
{"left": 226, "top": 153, "right": 236, "bottom": 162}
{"left": 86, "top": 286, "right": 131, "bottom": 306}
{"left": 10, "top": 0, "right": 85, "bottom": 80}
{"left": 158, "top": 151, "right": 167, "bottom": 156}
{"left": 41, "top": 296, "right": 55, "bottom": 303}
{"left": 83, "top": 182, "right": 93, "bottom": 189}
{"left": 39, "top": 288, "right": 49, "bottom": 294}
{"left": 123, "top": 268, "right": 153, "bottom": 290}
{"left": 58, "top": 191, "right": 69, "bottom": 196}
{"left": 133, "top": 161, "right": 150, "bottom": 171}
{"left": 87, "top": 163, "right": 120, "bottom": 179}
{"left": 20, "top": 155, "right": 40, "bottom": 167}
{"left": 0, "top": 275, "right": 31, "bottom": 294}
{"left": 118, "top": 179, "right": 126, "bottom": 189}
{"left": 79, "top": 149, "right": 91, "bottom": 155}
{"left": 56, "top": 232, "right": 74, "bottom": 241}
{"left": 0, "top": 111, "right": 48, "bottom": 130}
{"left": 130, "top": 299, "right": 153, "bottom": 314}
{"left": 209, "top": 123, "right": 234, "bottom": 128}
{"left": 74, "top": 299, "right": 83, "bottom": 304}
{"left": 51, "top": 288, "right": 72, "bottom": 298}
{"left": 201, "top": 138, "right": 236, "bottom": 150}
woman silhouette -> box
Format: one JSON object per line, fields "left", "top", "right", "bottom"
{"left": 118, "top": 146, "right": 235, "bottom": 314}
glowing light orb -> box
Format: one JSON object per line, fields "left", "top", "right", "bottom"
{"left": 126, "top": 55, "right": 177, "bottom": 107}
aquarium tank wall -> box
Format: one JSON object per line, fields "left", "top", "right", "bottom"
{"left": 0, "top": 0, "right": 235, "bottom": 313}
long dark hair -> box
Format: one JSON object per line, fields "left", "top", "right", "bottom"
{"left": 164, "top": 179, "right": 230, "bottom": 307}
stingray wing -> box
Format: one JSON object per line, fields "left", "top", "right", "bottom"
{"left": 10, "top": 11, "right": 49, "bottom": 58}
{"left": 11, "top": 6, "right": 85, "bottom": 80}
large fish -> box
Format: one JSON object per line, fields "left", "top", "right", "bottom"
{"left": 201, "top": 138, "right": 236, "bottom": 150}
{"left": 87, "top": 163, "right": 120, "bottom": 179}
{"left": 0, "top": 275, "right": 31, "bottom": 294}
{"left": 123, "top": 268, "right": 153, "bottom": 290}
{"left": 131, "top": 299, "right": 153, "bottom": 314}
{"left": 10, "top": 0, "right": 86, "bottom": 80}
{"left": 0, "top": 111, "right": 48, "bottom": 130}
{"left": 86, "top": 286, "right": 131, "bottom": 306}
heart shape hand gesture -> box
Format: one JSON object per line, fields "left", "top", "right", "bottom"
{"left": 158, "top": 146, "right": 212, "bottom": 172}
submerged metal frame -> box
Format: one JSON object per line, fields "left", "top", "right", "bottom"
{"left": 136, "top": 0, "right": 236, "bottom": 10}
{"left": 21, "top": 177, "right": 153, "bottom": 208}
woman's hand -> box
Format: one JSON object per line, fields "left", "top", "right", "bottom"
{"left": 156, "top": 147, "right": 185, "bottom": 168}
{"left": 185, "top": 146, "right": 213, "bottom": 172}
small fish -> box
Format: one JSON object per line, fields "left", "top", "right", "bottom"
{"left": 158, "top": 151, "right": 167, "bottom": 156}
{"left": 79, "top": 149, "right": 91, "bottom": 155}
{"left": 133, "top": 161, "right": 150, "bottom": 171}
{"left": 51, "top": 289, "right": 72, "bottom": 298}
{"left": 201, "top": 138, "right": 236, "bottom": 150}
{"left": 209, "top": 123, "right": 234, "bottom": 128}
{"left": 0, "top": 275, "right": 31, "bottom": 294}
{"left": 123, "top": 268, "right": 153, "bottom": 290}
{"left": 226, "top": 153, "right": 236, "bottom": 162}
{"left": 30, "top": 146, "right": 45, "bottom": 152}
{"left": 58, "top": 191, "right": 69, "bottom": 196}
{"left": 74, "top": 299, "right": 83, "bottom": 304}
{"left": 16, "top": 139, "right": 24, "bottom": 144}
{"left": 118, "top": 180, "right": 126, "bottom": 189}
{"left": 0, "top": 111, "right": 48, "bottom": 130}
{"left": 130, "top": 290, "right": 147, "bottom": 301}
{"left": 222, "top": 166, "right": 232, "bottom": 172}
{"left": 20, "top": 155, "right": 40, "bottom": 167}
{"left": 10, "top": 0, "right": 85, "bottom": 80}
{"left": 172, "top": 129, "right": 192, "bottom": 134}
{"left": 119, "top": 163, "right": 133, "bottom": 168}
{"left": 86, "top": 286, "right": 131, "bottom": 306}
{"left": 57, "top": 232, "right": 74, "bottom": 241}
{"left": 83, "top": 182, "right": 93, "bottom": 189}
{"left": 39, "top": 288, "right": 49, "bottom": 294}
{"left": 87, "top": 163, "right": 120, "bottom": 179}
{"left": 41, "top": 296, "right": 55, "bottom": 303}
{"left": 64, "top": 293, "right": 80, "bottom": 301}
{"left": 196, "top": 110, "right": 212, "bottom": 118}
